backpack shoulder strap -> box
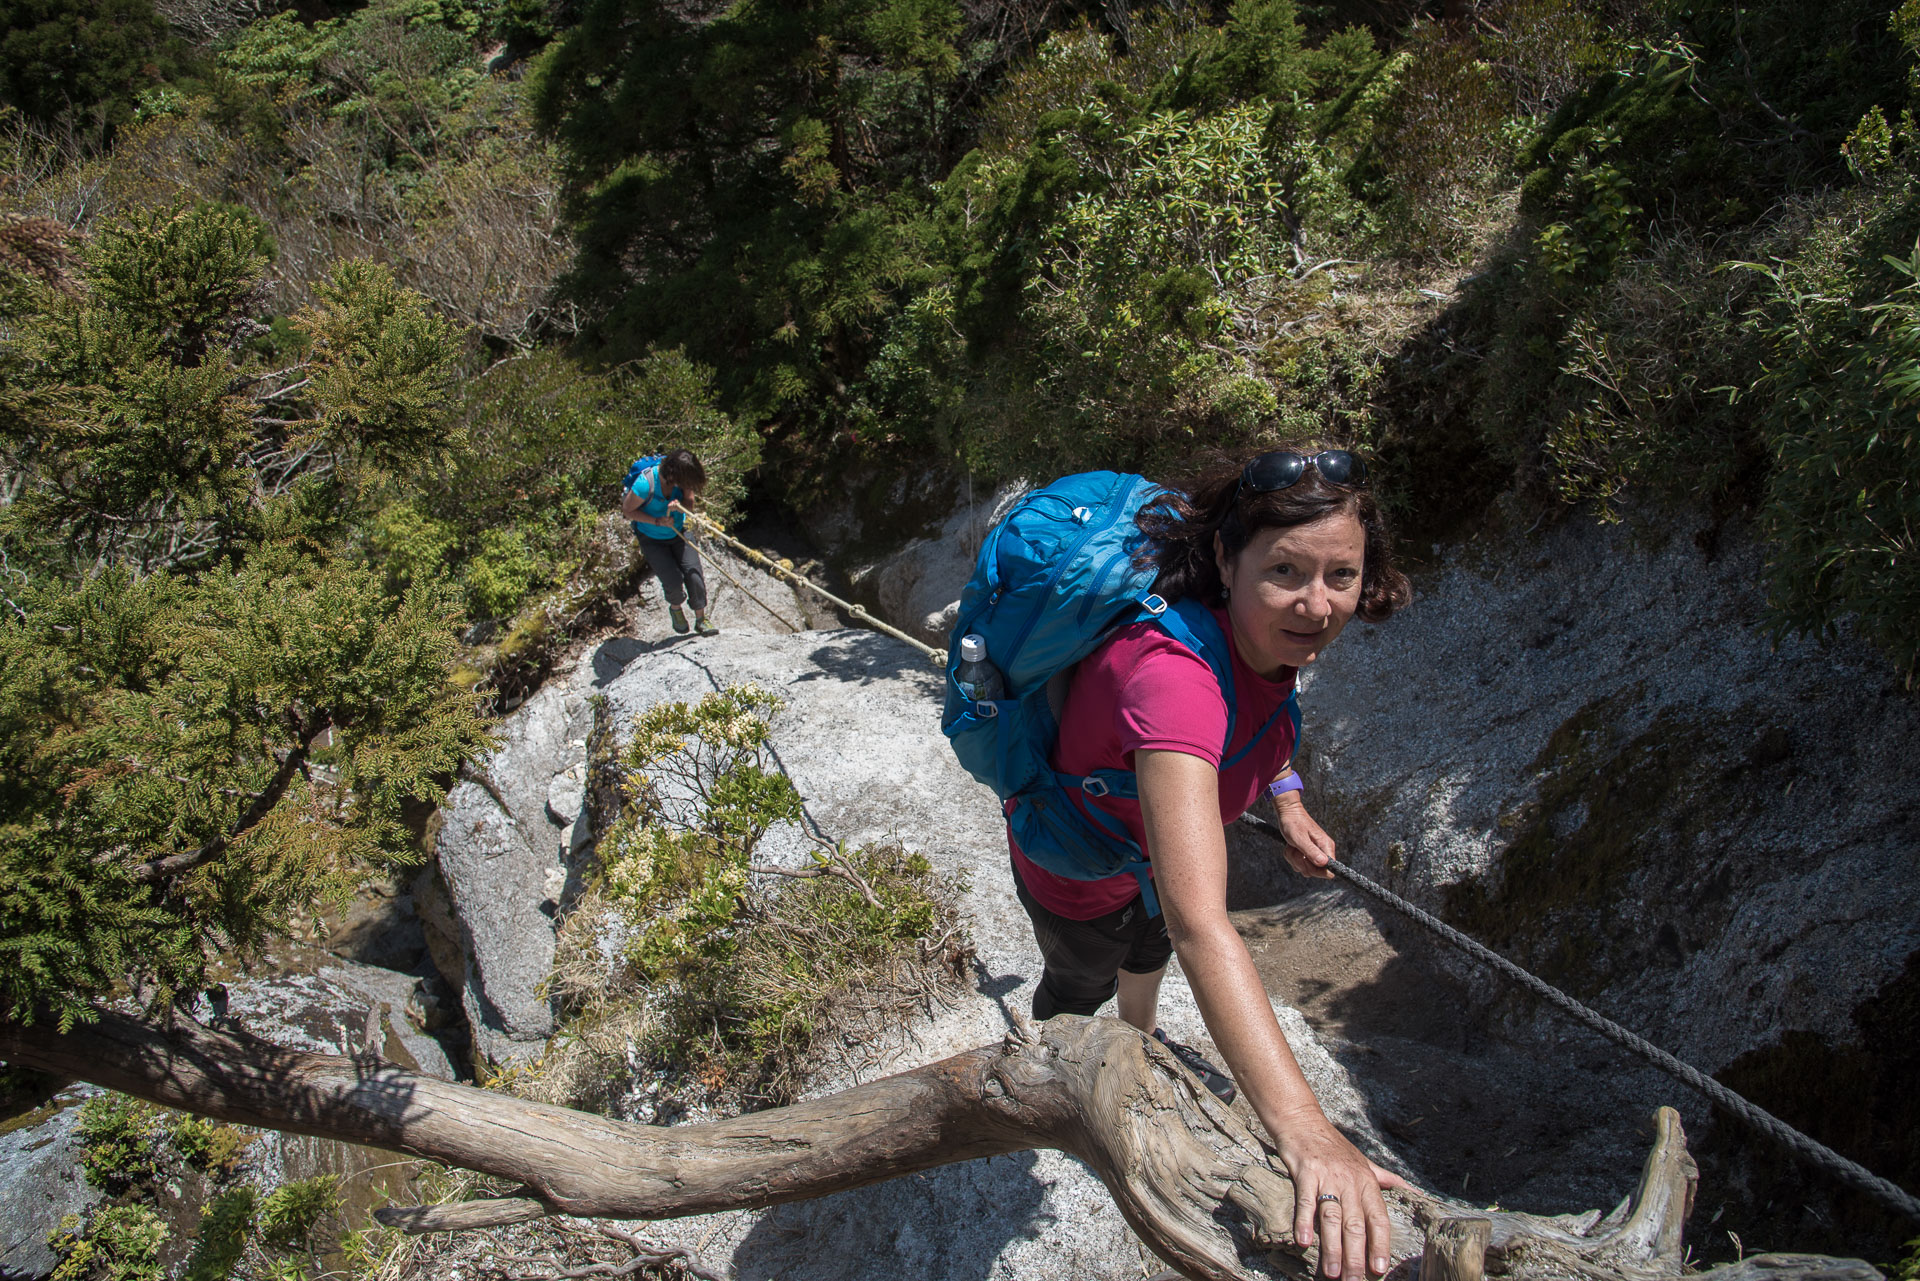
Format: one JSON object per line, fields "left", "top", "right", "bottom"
{"left": 1149, "top": 598, "right": 1295, "bottom": 768}
{"left": 1050, "top": 597, "right": 1236, "bottom": 804}
{"left": 1155, "top": 597, "right": 1238, "bottom": 748}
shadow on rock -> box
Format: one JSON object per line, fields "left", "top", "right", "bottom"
{"left": 795, "top": 635, "right": 935, "bottom": 688}
{"left": 592, "top": 635, "right": 695, "bottom": 687}
{"left": 730, "top": 1150, "right": 1050, "bottom": 1281}
{"left": 1235, "top": 885, "right": 1662, "bottom": 1216}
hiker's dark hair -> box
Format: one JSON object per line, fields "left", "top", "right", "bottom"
{"left": 1134, "top": 450, "right": 1411, "bottom": 624}
{"left": 660, "top": 449, "right": 707, "bottom": 494}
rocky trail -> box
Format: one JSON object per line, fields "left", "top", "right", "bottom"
{"left": 5, "top": 506, "right": 1916, "bottom": 1279}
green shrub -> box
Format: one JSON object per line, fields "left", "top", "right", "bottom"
{"left": 1529, "top": 125, "right": 1643, "bottom": 287}
{"left": 463, "top": 528, "right": 537, "bottom": 620}
{"left": 1361, "top": 27, "right": 1510, "bottom": 260}
{"left": 297, "top": 258, "right": 464, "bottom": 469}
{"left": 1520, "top": 2, "right": 1906, "bottom": 239}
{"left": 1151, "top": 0, "right": 1309, "bottom": 115}
{"left": 257, "top": 1175, "right": 341, "bottom": 1249}
{"left": 1478, "top": 0, "right": 1610, "bottom": 118}
{"left": 1894, "top": 1236, "right": 1920, "bottom": 1281}
{"left": 655, "top": 840, "right": 960, "bottom": 1103}
{"left": 370, "top": 501, "right": 458, "bottom": 595}
{"left": 1751, "top": 235, "right": 1920, "bottom": 681}
{"left": 1540, "top": 231, "right": 1766, "bottom": 512}
{"left": 600, "top": 685, "right": 802, "bottom": 976}
{"left": 0, "top": 0, "right": 188, "bottom": 142}
{"left": 587, "top": 685, "right": 966, "bottom": 1104}
{"left": 75, "top": 1095, "right": 162, "bottom": 1194}
{"left": 181, "top": 1186, "right": 257, "bottom": 1281}
{"left": 167, "top": 1112, "right": 255, "bottom": 1179}
{"left": 47, "top": 1204, "right": 168, "bottom": 1281}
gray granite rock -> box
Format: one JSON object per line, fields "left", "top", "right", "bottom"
{"left": 0, "top": 958, "right": 451, "bottom": 1281}
{"left": 1303, "top": 516, "right": 1920, "bottom": 1068}
{"left": 1292, "top": 514, "right": 1920, "bottom": 1215}
{"left": 0, "top": 1088, "right": 104, "bottom": 1279}
{"left": 846, "top": 481, "right": 1028, "bottom": 646}
{"left": 208, "top": 957, "right": 456, "bottom": 1082}
{"left": 433, "top": 540, "right": 808, "bottom": 1067}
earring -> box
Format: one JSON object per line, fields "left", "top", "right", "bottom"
{"left": 1221, "top": 586, "right": 1231, "bottom": 601}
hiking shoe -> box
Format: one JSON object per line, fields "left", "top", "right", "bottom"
{"left": 668, "top": 605, "right": 690, "bottom": 634}
{"left": 694, "top": 617, "right": 719, "bottom": 636}
{"left": 1153, "top": 1028, "right": 1237, "bottom": 1105}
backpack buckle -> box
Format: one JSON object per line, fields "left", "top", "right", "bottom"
{"left": 1072, "top": 506, "right": 1093, "bottom": 523}
{"left": 975, "top": 700, "right": 998, "bottom": 719}
{"left": 1081, "top": 777, "right": 1110, "bottom": 798}
{"left": 1141, "top": 594, "right": 1166, "bottom": 615}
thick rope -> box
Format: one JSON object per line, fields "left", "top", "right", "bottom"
{"left": 684, "top": 515, "right": 946, "bottom": 665}
{"left": 685, "top": 529, "right": 805, "bottom": 632}
{"left": 1236, "top": 810, "right": 1920, "bottom": 1225}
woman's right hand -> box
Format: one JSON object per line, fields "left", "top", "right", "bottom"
{"left": 1272, "top": 1114, "right": 1406, "bottom": 1279}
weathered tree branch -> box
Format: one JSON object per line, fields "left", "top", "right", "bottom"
{"left": 0, "top": 1009, "right": 1884, "bottom": 1281}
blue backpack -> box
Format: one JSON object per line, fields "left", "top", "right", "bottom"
{"left": 940, "top": 471, "right": 1299, "bottom": 916}
{"left": 623, "top": 454, "right": 664, "bottom": 496}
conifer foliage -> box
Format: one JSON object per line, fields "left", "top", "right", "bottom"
{"left": 0, "top": 204, "right": 491, "bottom": 1032}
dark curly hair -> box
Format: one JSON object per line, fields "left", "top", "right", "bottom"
{"left": 1134, "top": 450, "right": 1411, "bottom": 624}
{"left": 659, "top": 449, "right": 707, "bottom": 497}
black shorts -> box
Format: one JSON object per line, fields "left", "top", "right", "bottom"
{"left": 1012, "top": 856, "right": 1173, "bottom": 1021}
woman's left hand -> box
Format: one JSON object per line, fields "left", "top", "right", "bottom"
{"left": 1274, "top": 795, "right": 1337, "bottom": 879}
{"left": 1273, "top": 1116, "right": 1409, "bottom": 1279}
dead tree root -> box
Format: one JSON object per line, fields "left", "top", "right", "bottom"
{"left": 0, "top": 1009, "right": 1884, "bottom": 1281}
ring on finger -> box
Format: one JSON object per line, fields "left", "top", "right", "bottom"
{"left": 1317, "top": 1193, "right": 1341, "bottom": 1208}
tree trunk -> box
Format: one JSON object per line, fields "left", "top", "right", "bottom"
{"left": 0, "top": 1009, "right": 1885, "bottom": 1281}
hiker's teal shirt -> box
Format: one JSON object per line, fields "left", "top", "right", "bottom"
{"left": 629, "top": 466, "right": 686, "bottom": 541}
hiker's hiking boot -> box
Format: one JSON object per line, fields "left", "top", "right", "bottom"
{"left": 695, "top": 616, "right": 719, "bottom": 636}
{"left": 668, "top": 605, "right": 690, "bottom": 634}
{"left": 1153, "top": 1028, "right": 1236, "bottom": 1104}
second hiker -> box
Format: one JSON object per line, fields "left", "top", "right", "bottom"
{"left": 623, "top": 448, "right": 717, "bottom": 636}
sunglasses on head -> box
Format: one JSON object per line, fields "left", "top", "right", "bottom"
{"left": 1233, "top": 449, "right": 1368, "bottom": 505}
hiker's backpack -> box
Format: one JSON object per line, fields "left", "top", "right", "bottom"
{"left": 624, "top": 454, "right": 684, "bottom": 535}
{"left": 623, "top": 454, "right": 664, "bottom": 497}
{"left": 940, "top": 472, "right": 1299, "bottom": 915}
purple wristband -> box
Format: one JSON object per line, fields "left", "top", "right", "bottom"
{"left": 1267, "top": 773, "right": 1304, "bottom": 798}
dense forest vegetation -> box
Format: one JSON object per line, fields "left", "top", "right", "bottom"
{"left": 4, "top": 0, "right": 1920, "bottom": 1271}
{"left": 5, "top": 0, "right": 1919, "bottom": 679}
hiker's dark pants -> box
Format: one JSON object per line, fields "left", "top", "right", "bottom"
{"left": 1012, "top": 856, "right": 1173, "bottom": 1021}
{"left": 637, "top": 534, "right": 708, "bottom": 612}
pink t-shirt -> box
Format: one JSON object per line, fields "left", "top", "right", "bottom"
{"left": 1009, "top": 605, "right": 1298, "bottom": 920}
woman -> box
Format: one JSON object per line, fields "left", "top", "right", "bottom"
{"left": 1010, "top": 447, "right": 1411, "bottom": 1281}
{"left": 623, "top": 449, "right": 717, "bottom": 636}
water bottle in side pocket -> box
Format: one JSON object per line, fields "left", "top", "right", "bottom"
{"left": 955, "top": 633, "right": 1006, "bottom": 704}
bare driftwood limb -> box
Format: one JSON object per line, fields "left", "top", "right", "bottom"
{"left": 1422, "top": 1218, "right": 1492, "bottom": 1281}
{"left": 0, "top": 1009, "right": 1882, "bottom": 1281}
{"left": 1696, "top": 1258, "right": 1885, "bottom": 1281}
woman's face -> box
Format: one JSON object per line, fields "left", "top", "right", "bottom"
{"left": 1213, "top": 510, "right": 1366, "bottom": 677}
